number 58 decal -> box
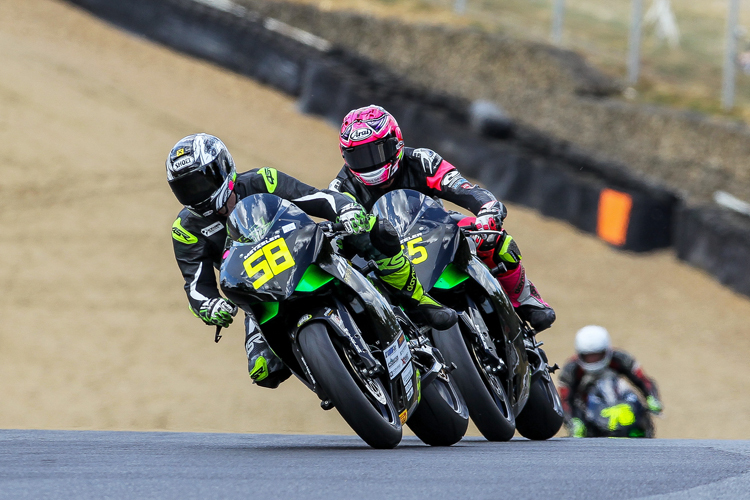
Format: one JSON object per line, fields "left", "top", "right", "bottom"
{"left": 404, "top": 237, "right": 428, "bottom": 264}
{"left": 243, "top": 238, "right": 296, "bottom": 289}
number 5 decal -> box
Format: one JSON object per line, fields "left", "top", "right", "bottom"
{"left": 243, "top": 238, "right": 296, "bottom": 289}
{"left": 406, "top": 237, "right": 428, "bottom": 264}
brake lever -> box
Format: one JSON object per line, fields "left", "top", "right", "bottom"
{"left": 214, "top": 325, "right": 222, "bottom": 343}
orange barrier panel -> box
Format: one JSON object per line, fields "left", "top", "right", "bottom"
{"left": 597, "top": 189, "right": 633, "bottom": 246}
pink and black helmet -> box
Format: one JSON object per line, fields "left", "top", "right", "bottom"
{"left": 339, "top": 105, "right": 404, "bottom": 186}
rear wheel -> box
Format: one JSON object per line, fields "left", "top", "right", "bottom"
{"left": 407, "top": 370, "right": 469, "bottom": 446}
{"left": 433, "top": 325, "right": 516, "bottom": 441}
{"left": 515, "top": 372, "right": 564, "bottom": 440}
{"left": 298, "top": 322, "right": 402, "bottom": 449}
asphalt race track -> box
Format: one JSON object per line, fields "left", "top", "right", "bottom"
{"left": 0, "top": 431, "right": 748, "bottom": 499}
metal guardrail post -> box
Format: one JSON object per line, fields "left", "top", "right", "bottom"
{"left": 551, "top": 0, "right": 565, "bottom": 45}
{"left": 627, "top": 0, "right": 644, "bottom": 84}
{"left": 722, "top": 0, "right": 741, "bottom": 110}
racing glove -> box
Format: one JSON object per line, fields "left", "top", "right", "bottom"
{"left": 337, "top": 203, "right": 371, "bottom": 235}
{"left": 476, "top": 200, "right": 507, "bottom": 230}
{"left": 646, "top": 395, "right": 663, "bottom": 414}
{"left": 568, "top": 418, "right": 586, "bottom": 438}
{"left": 197, "top": 298, "right": 238, "bottom": 328}
{"left": 474, "top": 200, "right": 507, "bottom": 251}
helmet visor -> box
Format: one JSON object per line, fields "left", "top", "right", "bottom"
{"left": 343, "top": 136, "right": 400, "bottom": 172}
{"left": 169, "top": 158, "right": 228, "bottom": 208}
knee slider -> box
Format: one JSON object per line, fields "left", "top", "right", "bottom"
{"left": 497, "top": 233, "right": 522, "bottom": 265}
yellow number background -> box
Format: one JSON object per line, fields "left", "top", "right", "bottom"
{"left": 406, "top": 237, "right": 428, "bottom": 264}
{"left": 243, "top": 238, "right": 296, "bottom": 289}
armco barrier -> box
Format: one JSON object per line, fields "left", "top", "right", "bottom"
{"left": 68, "top": 0, "right": 678, "bottom": 254}
{"left": 674, "top": 206, "right": 750, "bottom": 296}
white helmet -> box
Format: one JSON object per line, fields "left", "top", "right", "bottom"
{"left": 575, "top": 325, "right": 612, "bottom": 373}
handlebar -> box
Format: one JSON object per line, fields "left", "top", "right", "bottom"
{"left": 461, "top": 222, "right": 504, "bottom": 236}
{"left": 318, "top": 221, "right": 347, "bottom": 236}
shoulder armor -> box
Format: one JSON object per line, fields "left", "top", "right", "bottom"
{"left": 411, "top": 148, "right": 443, "bottom": 176}
{"left": 172, "top": 217, "right": 198, "bottom": 245}
{"left": 256, "top": 167, "right": 278, "bottom": 194}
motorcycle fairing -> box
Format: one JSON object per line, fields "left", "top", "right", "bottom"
{"left": 317, "top": 253, "right": 403, "bottom": 348}
{"left": 433, "top": 263, "right": 470, "bottom": 289}
{"left": 295, "top": 264, "right": 334, "bottom": 292}
{"left": 221, "top": 194, "right": 325, "bottom": 304}
{"left": 582, "top": 371, "right": 652, "bottom": 438}
{"left": 372, "top": 190, "right": 462, "bottom": 290}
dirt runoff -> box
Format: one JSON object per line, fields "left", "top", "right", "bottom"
{"left": 1, "top": 0, "right": 748, "bottom": 440}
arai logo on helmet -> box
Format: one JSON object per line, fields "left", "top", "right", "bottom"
{"left": 349, "top": 128, "right": 373, "bottom": 142}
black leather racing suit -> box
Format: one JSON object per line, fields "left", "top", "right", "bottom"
{"left": 172, "top": 168, "right": 353, "bottom": 313}
{"left": 557, "top": 350, "right": 660, "bottom": 423}
{"left": 329, "top": 146, "right": 555, "bottom": 331}
{"left": 329, "top": 147, "right": 496, "bottom": 214}
{"left": 171, "top": 168, "right": 355, "bottom": 387}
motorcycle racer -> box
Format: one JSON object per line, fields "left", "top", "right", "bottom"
{"left": 328, "top": 105, "right": 555, "bottom": 332}
{"left": 558, "top": 325, "right": 663, "bottom": 437}
{"left": 168, "top": 133, "right": 455, "bottom": 388}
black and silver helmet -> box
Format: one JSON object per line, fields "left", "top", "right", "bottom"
{"left": 166, "top": 133, "right": 237, "bottom": 216}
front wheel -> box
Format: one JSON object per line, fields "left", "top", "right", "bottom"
{"left": 298, "top": 322, "right": 402, "bottom": 449}
{"left": 432, "top": 324, "right": 516, "bottom": 441}
{"left": 515, "top": 372, "right": 564, "bottom": 440}
{"left": 407, "top": 371, "right": 469, "bottom": 446}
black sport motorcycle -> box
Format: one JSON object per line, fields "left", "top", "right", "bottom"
{"left": 577, "top": 370, "right": 655, "bottom": 438}
{"left": 219, "top": 194, "right": 468, "bottom": 448}
{"left": 369, "top": 189, "right": 564, "bottom": 441}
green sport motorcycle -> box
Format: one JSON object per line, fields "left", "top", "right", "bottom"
{"left": 369, "top": 189, "right": 564, "bottom": 441}
{"left": 219, "top": 194, "right": 468, "bottom": 448}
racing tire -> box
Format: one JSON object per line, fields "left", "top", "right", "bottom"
{"left": 515, "top": 373, "right": 564, "bottom": 440}
{"left": 298, "top": 322, "right": 402, "bottom": 449}
{"left": 432, "top": 324, "right": 516, "bottom": 441}
{"left": 407, "top": 371, "right": 469, "bottom": 446}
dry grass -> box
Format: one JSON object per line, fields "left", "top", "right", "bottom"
{"left": 285, "top": 0, "right": 750, "bottom": 120}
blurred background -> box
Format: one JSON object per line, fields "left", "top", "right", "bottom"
{"left": 1, "top": 0, "right": 749, "bottom": 440}
{"left": 291, "top": 0, "right": 750, "bottom": 118}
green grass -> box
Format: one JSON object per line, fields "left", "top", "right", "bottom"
{"left": 290, "top": 0, "right": 750, "bottom": 121}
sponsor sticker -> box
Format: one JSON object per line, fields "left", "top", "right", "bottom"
{"left": 399, "top": 409, "right": 408, "bottom": 425}
{"left": 281, "top": 223, "right": 296, "bottom": 234}
{"left": 201, "top": 221, "right": 224, "bottom": 237}
{"left": 173, "top": 155, "right": 194, "bottom": 170}
{"left": 297, "top": 314, "right": 312, "bottom": 327}
{"left": 441, "top": 170, "right": 460, "bottom": 186}
{"left": 384, "top": 333, "right": 412, "bottom": 379}
{"left": 350, "top": 127, "right": 373, "bottom": 141}
{"left": 401, "top": 362, "right": 414, "bottom": 400}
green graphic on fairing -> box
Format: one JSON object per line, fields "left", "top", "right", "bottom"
{"left": 255, "top": 302, "right": 279, "bottom": 324}
{"left": 433, "top": 263, "right": 470, "bottom": 289}
{"left": 295, "top": 265, "right": 334, "bottom": 292}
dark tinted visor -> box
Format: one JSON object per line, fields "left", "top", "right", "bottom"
{"left": 169, "top": 158, "right": 227, "bottom": 207}
{"left": 343, "top": 136, "right": 399, "bottom": 172}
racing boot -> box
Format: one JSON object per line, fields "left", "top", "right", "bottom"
{"left": 496, "top": 264, "right": 556, "bottom": 332}
{"left": 476, "top": 232, "right": 555, "bottom": 332}
{"left": 375, "top": 250, "right": 458, "bottom": 330}
{"left": 245, "top": 314, "right": 291, "bottom": 389}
